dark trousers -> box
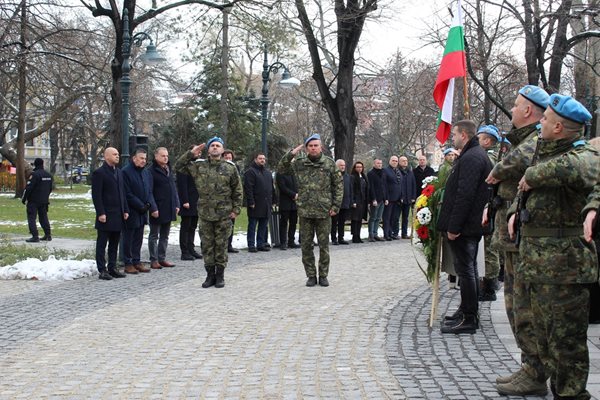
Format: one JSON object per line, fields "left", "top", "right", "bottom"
{"left": 27, "top": 202, "right": 50, "bottom": 237}
{"left": 382, "top": 202, "right": 400, "bottom": 238}
{"left": 96, "top": 230, "right": 121, "bottom": 272}
{"left": 448, "top": 235, "right": 480, "bottom": 316}
{"left": 228, "top": 217, "right": 236, "bottom": 247}
{"left": 247, "top": 217, "right": 269, "bottom": 248}
{"left": 123, "top": 226, "right": 144, "bottom": 265}
{"left": 330, "top": 208, "right": 349, "bottom": 241}
{"left": 279, "top": 210, "right": 298, "bottom": 245}
{"left": 399, "top": 202, "right": 411, "bottom": 236}
{"left": 351, "top": 219, "right": 363, "bottom": 239}
{"left": 179, "top": 215, "right": 199, "bottom": 256}
{"left": 149, "top": 222, "right": 171, "bottom": 262}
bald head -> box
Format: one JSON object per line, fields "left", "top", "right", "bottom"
{"left": 104, "top": 147, "right": 120, "bottom": 167}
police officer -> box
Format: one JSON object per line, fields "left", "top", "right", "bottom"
{"left": 485, "top": 85, "right": 549, "bottom": 396}
{"left": 22, "top": 158, "right": 53, "bottom": 242}
{"left": 508, "top": 94, "right": 599, "bottom": 400}
{"left": 175, "top": 137, "right": 242, "bottom": 289}
{"left": 278, "top": 133, "right": 343, "bottom": 287}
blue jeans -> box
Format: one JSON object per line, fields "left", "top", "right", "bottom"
{"left": 448, "top": 235, "right": 481, "bottom": 316}
{"left": 247, "top": 217, "right": 268, "bottom": 248}
{"left": 367, "top": 203, "right": 385, "bottom": 237}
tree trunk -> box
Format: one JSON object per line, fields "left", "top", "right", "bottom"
{"left": 15, "top": 0, "right": 27, "bottom": 198}
{"left": 219, "top": 3, "right": 230, "bottom": 141}
{"left": 522, "top": 0, "right": 541, "bottom": 85}
{"left": 547, "top": 0, "right": 572, "bottom": 92}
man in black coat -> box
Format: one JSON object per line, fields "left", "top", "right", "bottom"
{"left": 148, "top": 147, "right": 180, "bottom": 269}
{"left": 366, "top": 159, "right": 388, "bottom": 241}
{"left": 22, "top": 158, "right": 53, "bottom": 242}
{"left": 244, "top": 153, "right": 274, "bottom": 252}
{"left": 122, "top": 148, "right": 157, "bottom": 274}
{"left": 398, "top": 156, "right": 417, "bottom": 239}
{"left": 413, "top": 155, "right": 435, "bottom": 196}
{"left": 382, "top": 156, "right": 402, "bottom": 240}
{"left": 276, "top": 171, "right": 299, "bottom": 250}
{"left": 437, "top": 120, "right": 493, "bottom": 334}
{"left": 177, "top": 161, "right": 202, "bottom": 261}
{"left": 331, "top": 159, "right": 352, "bottom": 245}
{"left": 92, "top": 147, "right": 129, "bottom": 280}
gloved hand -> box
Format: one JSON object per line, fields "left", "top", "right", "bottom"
{"left": 141, "top": 203, "right": 151, "bottom": 212}
{"left": 21, "top": 197, "right": 26, "bottom": 205}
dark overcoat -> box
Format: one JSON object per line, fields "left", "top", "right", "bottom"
{"left": 367, "top": 168, "right": 387, "bottom": 203}
{"left": 351, "top": 173, "right": 368, "bottom": 221}
{"left": 122, "top": 163, "right": 157, "bottom": 229}
{"left": 149, "top": 162, "right": 180, "bottom": 224}
{"left": 399, "top": 168, "right": 417, "bottom": 203}
{"left": 244, "top": 162, "right": 274, "bottom": 219}
{"left": 276, "top": 173, "right": 298, "bottom": 212}
{"left": 176, "top": 171, "right": 199, "bottom": 217}
{"left": 383, "top": 166, "right": 402, "bottom": 203}
{"left": 92, "top": 162, "right": 129, "bottom": 232}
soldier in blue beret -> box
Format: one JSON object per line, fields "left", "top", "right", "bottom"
{"left": 507, "top": 93, "right": 598, "bottom": 399}
{"left": 518, "top": 85, "right": 551, "bottom": 110}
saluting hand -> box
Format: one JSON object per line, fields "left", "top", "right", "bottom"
{"left": 191, "top": 143, "right": 206, "bottom": 157}
{"left": 291, "top": 144, "right": 304, "bottom": 155}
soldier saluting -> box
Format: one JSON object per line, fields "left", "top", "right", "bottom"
{"left": 508, "top": 94, "right": 600, "bottom": 400}
{"left": 278, "top": 133, "right": 343, "bottom": 287}
{"left": 175, "top": 137, "right": 242, "bottom": 289}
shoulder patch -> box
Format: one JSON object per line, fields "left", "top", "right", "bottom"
{"left": 572, "top": 139, "right": 586, "bottom": 148}
{"left": 193, "top": 158, "right": 207, "bottom": 163}
{"left": 225, "top": 160, "right": 235, "bottom": 166}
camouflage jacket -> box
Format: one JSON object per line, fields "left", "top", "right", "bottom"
{"left": 517, "top": 136, "right": 599, "bottom": 284}
{"left": 175, "top": 151, "right": 243, "bottom": 221}
{"left": 485, "top": 144, "right": 500, "bottom": 165}
{"left": 278, "top": 151, "right": 343, "bottom": 219}
{"left": 490, "top": 123, "right": 539, "bottom": 252}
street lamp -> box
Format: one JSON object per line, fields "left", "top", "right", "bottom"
{"left": 261, "top": 45, "right": 300, "bottom": 157}
{"left": 120, "top": 9, "right": 166, "bottom": 164}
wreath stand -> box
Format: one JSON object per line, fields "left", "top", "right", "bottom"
{"left": 429, "top": 237, "right": 443, "bottom": 328}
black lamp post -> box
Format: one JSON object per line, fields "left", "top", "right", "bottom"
{"left": 260, "top": 45, "right": 300, "bottom": 157}
{"left": 120, "top": 9, "right": 166, "bottom": 164}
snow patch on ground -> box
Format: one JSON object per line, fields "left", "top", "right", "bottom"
{"left": 0, "top": 256, "right": 97, "bottom": 281}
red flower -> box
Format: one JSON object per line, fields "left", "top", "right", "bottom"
{"left": 417, "top": 226, "right": 429, "bottom": 240}
{"left": 421, "top": 184, "right": 435, "bottom": 197}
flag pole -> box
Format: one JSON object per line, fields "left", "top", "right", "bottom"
{"left": 462, "top": 52, "right": 470, "bottom": 119}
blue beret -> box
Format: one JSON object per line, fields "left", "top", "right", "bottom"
{"left": 477, "top": 125, "right": 501, "bottom": 141}
{"left": 518, "top": 85, "right": 550, "bottom": 109}
{"left": 500, "top": 137, "right": 511, "bottom": 146}
{"left": 207, "top": 136, "right": 224, "bottom": 147}
{"left": 548, "top": 94, "right": 592, "bottom": 124}
{"left": 304, "top": 133, "right": 321, "bottom": 146}
{"left": 443, "top": 148, "right": 456, "bottom": 156}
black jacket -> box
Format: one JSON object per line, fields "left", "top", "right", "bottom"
{"left": 414, "top": 165, "right": 435, "bottom": 195}
{"left": 340, "top": 172, "right": 353, "bottom": 209}
{"left": 437, "top": 136, "right": 492, "bottom": 236}
{"left": 149, "top": 162, "right": 180, "bottom": 224}
{"left": 367, "top": 168, "right": 387, "bottom": 203}
{"left": 244, "top": 162, "right": 274, "bottom": 218}
{"left": 276, "top": 173, "right": 297, "bottom": 212}
{"left": 23, "top": 167, "right": 52, "bottom": 204}
{"left": 92, "top": 162, "right": 129, "bottom": 232}
{"left": 122, "top": 163, "right": 157, "bottom": 229}
{"left": 351, "top": 173, "right": 368, "bottom": 221}
{"left": 176, "top": 171, "right": 199, "bottom": 217}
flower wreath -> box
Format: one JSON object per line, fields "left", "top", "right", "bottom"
{"left": 413, "top": 175, "right": 444, "bottom": 282}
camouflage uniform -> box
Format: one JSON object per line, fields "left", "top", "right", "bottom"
{"left": 515, "top": 136, "right": 599, "bottom": 399}
{"left": 279, "top": 151, "right": 342, "bottom": 278}
{"left": 489, "top": 122, "right": 544, "bottom": 381}
{"left": 483, "top": 145, "right": 500, "bottom": 281}
{"left": 175, "top": 151, "right": 242, "bottom": 269}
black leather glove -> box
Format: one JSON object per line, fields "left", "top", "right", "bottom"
{"left": 141, "top": 203, "right": 151, "bottom": 212}
{"left": 21, "top": 198, "right": 26, "bottom": 205}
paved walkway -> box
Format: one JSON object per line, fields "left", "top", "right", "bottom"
{"left": 1, "top": 236, "right": 598, "bottom": 398}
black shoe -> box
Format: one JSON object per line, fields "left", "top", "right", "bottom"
{"left": 441, "top": 315, "right": 478, "bottom": 334}
{"left": 98, "top": 271, "right": 113, "bottom": 280}
{"left": 108, "top": 268, "right": 127, "bottom": 278}
{"left": 374, "top": 236, "right": 384, "bottom": 241}
{"left": 318, "top": 276, "right": 329, "bottom": 287}
{"left": 181, "top": 254, "right": 195, "bottom": 261}
{"left": 41, "top": 235, "right": 52, "bottom": 241}
{"left": 391, "top": 235, "right": 400, "bottom": 240}
{"left": 479, "top": 291, "right": 497, "bottom": 301}
{"left": 401, "top": 235, "right": 410, "bottom": 239}
{"left": 332, "top": 240, "right": 338, "bottom": 245}
{"left": 191, "top": 251, "right": 203, "bottom": 259}
{"left": 279, "top": 244, "right": 287, "bottom": 250}
{"left": 248, "top": 247, "right": 257, "bottom": 253}
{"left": 26, "top": 237, "right": 40, "bottom": 243}
{"left": 228, "top": 246, "right": 239, "bottom": 254}
{"left": 306, "top": 276, "right": 317, "bottom": 287}
{"left": 288, "top": 243, "right": 300, "bottom": 249}
{"left": 258, "top": 246, "right": 271, "bottom": 252}
{"left": 338, "top": 240, "right": 349, "bottom": 245}
{"left": 443, "top": 310, "right": 463, "bottom": 322}
{"left": 385, "top": 236, "right": 392, "bottom": 241}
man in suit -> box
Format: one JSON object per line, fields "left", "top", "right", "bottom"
{"left": 122, "top": 148, "right": 157, "bottom": 274}
{"left": 244, "top": 153, "right": 274, "bottom": 252}
{"left": 92, "top": 147, "right": 129, "bottom": 280}
{"left": 148, "top": 147, "right": 180, "bottom": 269}
{"left": 382, "top": 156, "right": 402, "bottom": 241}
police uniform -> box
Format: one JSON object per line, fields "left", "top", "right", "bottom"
{"left": 514, "top": 94, "right": 599, "bottom": 399}
{"left": 175, "top": 137, "right": 242, "bottom": 288}
{"left": 490, "top": 86, "right": 549, "bottom": 390}
{"left": 278, "top": 134, "right": 343, "bottom": 286}
{"left": 22, "top": 158, "right": 53, "bottom": 241}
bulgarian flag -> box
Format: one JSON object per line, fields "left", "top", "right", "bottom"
{"left": 433, "top": 0, "right": 466, "bottom": 144}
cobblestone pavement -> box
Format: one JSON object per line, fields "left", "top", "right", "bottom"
{"left": 1, "top": 236, "right": 598, "bottom": 399}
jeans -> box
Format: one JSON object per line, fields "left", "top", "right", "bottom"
{"left": 367, "top": 203, "right": 384, "bottom": 237}
{"left": 148, "top": 222, "right": 171, "bottom": 262}
{"left": 247, "top": 217, "right": 268, "bottom": 248}
{"left": 448, "top": 235, "right": 480, "bottom": 316}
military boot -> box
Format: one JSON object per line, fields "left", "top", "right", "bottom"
{"left": 496, "top": 367, "right": 527, "bottom": 384}
{"left": 214, "top": 266, "right": 225, "bottom": 288}
{"left": 496, "top": 372, "right": 548, "bottom": 396}
{"left": 479, "top": 278, "right": 497, "bottom": 301}
{"left": 202, "top": 265, "right": 216, "bottom": 288}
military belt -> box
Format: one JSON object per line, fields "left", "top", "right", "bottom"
{"left": 521, "top": 226, "right": 583, "bottom": 238}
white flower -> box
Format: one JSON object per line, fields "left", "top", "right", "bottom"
{"left": 416, "top": 207, "right": 432, "bottom": 225}
{"left": 422, "top": 176, "right": 438, "bottom": 188}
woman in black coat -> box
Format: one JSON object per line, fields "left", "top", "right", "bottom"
{"left": 350, "top": 161, "right": 368, "bottom": 243}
